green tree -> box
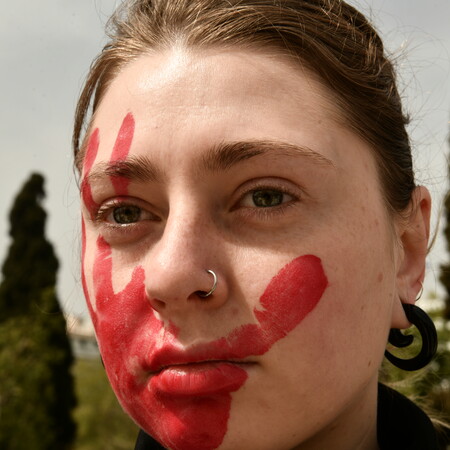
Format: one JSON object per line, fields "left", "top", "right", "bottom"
{"left": 0, "top": 173, "right": 58, "bottom": 321}
{"left": 0, "top": 173, "right": 77, "bottom": 449}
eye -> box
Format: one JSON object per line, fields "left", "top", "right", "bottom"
{"left": 240, "top": 188, "right": 294, "bottom": 208}
{"left": 95, "top": 199, "right": 158, "bottom": 226}
{"left": 112, "top": 205, "right": 142, "bottom": 224}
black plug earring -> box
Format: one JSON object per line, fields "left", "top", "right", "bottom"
{"left": 385, "top": 303, "right": 438, "bottom": 371}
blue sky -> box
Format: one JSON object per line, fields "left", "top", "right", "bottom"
{"left": 1, "top": 0, "right": 449, "bottom": 317}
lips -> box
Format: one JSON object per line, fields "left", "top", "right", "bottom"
{"left": 144, "top": 340, "right": 252, "bottom": 374}
{"left": 150, "top": 361, "right": 250, "bottom": 397}
{"left": 143, "top": 341, "right": 255, "bottom": 397}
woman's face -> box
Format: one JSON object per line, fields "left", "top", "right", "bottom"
{"left": 81, "top": 48, "right": 416, "bottom": 449}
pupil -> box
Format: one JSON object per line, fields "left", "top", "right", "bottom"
{"left": 252, "top": 190, "right": 283, "bottom": 207}
{"left": 113, "top": 205, "right": 141, "bottom": 224}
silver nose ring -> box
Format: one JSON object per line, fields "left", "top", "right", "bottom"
{"left": 198, "top": 270, "right": 218, "bottom": 298}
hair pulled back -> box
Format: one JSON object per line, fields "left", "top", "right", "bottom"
{"left": 73, "top": 0, "right": 415, "bottom": 214}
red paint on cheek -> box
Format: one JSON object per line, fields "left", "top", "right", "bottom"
{"left": 80, "top": 129, "right": 101, "bottom": 324}
{"left": 241, "top": 254, "right": 328, "bottom": 353}
{"left": 109, "top": 112, "right": 135, "bottom": 193}
{"left": 154, "top": 384, "right": 247, "bottom": 450}
{"left": 89, "top": 237, "right": 327, "bottom": 450}
{"left": 80, "top": 219, "right": 97, "bottom": 326}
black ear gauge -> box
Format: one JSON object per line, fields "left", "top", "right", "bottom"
{"left": 385, "top": 304, "right": 438, "bottom": 371}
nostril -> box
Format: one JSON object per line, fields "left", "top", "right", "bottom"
{"left": 149, "top": 297, "right": 166, "bottom": 312}
{"left": 195, "top": 289, "right": 211, "bottom": 298}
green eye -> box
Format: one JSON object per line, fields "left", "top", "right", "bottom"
{"left": 252, "top": 190, "right": 284, "bottom": 207}
{"left": 113, "top": 205, "right": 142, "bottom": 224}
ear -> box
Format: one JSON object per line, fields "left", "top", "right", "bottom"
{"left": 391, "top": 186, "right": 431, "bottom": 329}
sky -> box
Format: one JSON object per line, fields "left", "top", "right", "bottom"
{"left": 1, "top": 0, "right": 449, "bottom": 318}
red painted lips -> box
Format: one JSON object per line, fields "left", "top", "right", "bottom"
{"left": 151, "top": 362, "right": 250, "bottom": 397}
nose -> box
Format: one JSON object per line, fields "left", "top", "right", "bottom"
{"left": 144, "top": 211, "right": 227, "bottom": 314}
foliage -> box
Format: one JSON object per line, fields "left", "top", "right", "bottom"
{"left": 440, "top": 183, "right": 450, "bottom": 321}
{"left": 73, "top": 358, "right": 139, "bottom": 450}
{"left": 0, "top": 174, "right": 58, "bottom": 322}
{"left": 0, "top": 173, "right": 76, "bottom": 448}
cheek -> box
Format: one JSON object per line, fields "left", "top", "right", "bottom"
{"left": 87, "top": 236, "right": 156, "bottom": 367}
{"left": 220, "top": 254, "right": 328, "bottom": 357}
{"left": 300, "top": 248, "right": 394, "bottom": 383}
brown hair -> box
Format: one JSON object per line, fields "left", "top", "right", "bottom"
{"left": 73, "top": 0, "right": 414, "bottom": 214}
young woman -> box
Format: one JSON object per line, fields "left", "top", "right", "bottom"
{"left": 74, "top": 1, "right": 440, "bottom": 448}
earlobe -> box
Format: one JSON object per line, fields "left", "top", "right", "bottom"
{"left": 391, "top": 186, "right": 431, "bottom": 329}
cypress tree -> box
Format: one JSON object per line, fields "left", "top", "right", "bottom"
{"left": 0, "top": 173, "right": 77, "bottom": 449}
{"left": 0, "top": 173, "right": 57, "bottom": 320}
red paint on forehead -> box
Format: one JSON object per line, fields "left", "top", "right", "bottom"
{"left": 81, "top": 113, "right": 135, "bottom": 215}
{"left": 83, "top": 128, "right": 100, "bottom": 174}
{"left": 81, "top": 128, "right": 100, "bottom": 217}
{"left": 109, "top": 112, "right": 135, "bottom": 193}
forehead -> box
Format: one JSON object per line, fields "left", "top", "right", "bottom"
{"left": 87, "top": 47, "right": 376, "bottom": 181}
{"left": 92, "top": 48, "right": 339, "bottom": 138}
{"left": 99, "top": 47, "right": 336, "bottom": 111}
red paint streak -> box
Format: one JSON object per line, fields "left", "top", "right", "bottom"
{"left": 88, "top": 235, "right": 327, "bottom": 450}
{"left": 80, "top": 128, "right": 100, "bottom": 217}
{"left": 109, "top": 112, "right": 135, "bottom": 193}
{"left": 83, "top": 128, "right": 100, "bottom": 174}
{"left": 80, "top": 129, "right": 100, "bottom": 325}
{"left": 80, "top": 219, "right": 96, "bottom": 326}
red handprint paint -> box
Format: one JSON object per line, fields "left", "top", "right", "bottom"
{"left": 81, "top": 113, "right": 328, "bottom": 450}
{"left": 87, "top": 238, "right": 326, "bottom": 450}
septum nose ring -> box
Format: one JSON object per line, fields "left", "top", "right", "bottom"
{"left": 197, "top": 270, "right": 218, "bottom": 298}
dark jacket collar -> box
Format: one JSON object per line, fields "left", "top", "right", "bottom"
{"left": 377, "top": 383, "right": 440, "bottom": 450}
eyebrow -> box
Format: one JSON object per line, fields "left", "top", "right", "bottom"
{"left": 85, "top": 139, "right": 334, "bottom": 185}
{"left": 199, "top": 140, "right": 334, "bottom": 172}
{"left": 86, "top": 154, "right": 162, "bottom": 184}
